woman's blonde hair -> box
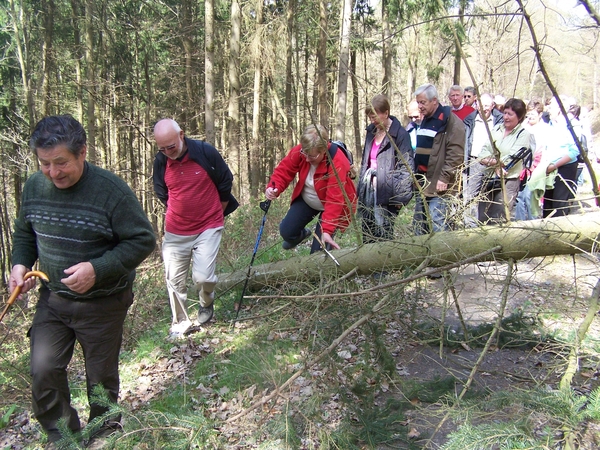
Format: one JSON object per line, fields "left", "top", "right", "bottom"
{"left": 300, "top": 124, "right": 329, "bottom": 153}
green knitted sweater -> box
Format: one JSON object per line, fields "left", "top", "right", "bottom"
{"left": 12, "top": 162, "right": 156, "bottom": 299}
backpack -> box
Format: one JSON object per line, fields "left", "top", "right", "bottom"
{"left": 328, "top": 140, "right": 357, "bottom": 179}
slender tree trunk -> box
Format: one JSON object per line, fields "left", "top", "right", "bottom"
{"left": 334, "top": 0, "right": 352, "bottom": 142}
{"left": 40, "top": 0, "right": 55, "bottom": 116}
{"left": 84, "top": 0, "right": 97, "bottom": 163}
{"left": 317, "top": 0, "right": 329, "bottom": 127}
{"left": 205, "top": 0, "right": 215, "bottom": 143}
{"left": 228, "top": 0, "right": 242, "bottom": 198}
{"left": 406, "top": 26, "right": 419, "bottom": 101}
{"left": 182, "top": 0, "right": 196, "bottom": 134}
{"left": 250, "top": 0, "right": 264, "bottom": 197}
{"left": 350, "top": 49, "right": 361, "bottom": 156}
{"left": 70, "top": 0, "right": 84, "bottom": 123}
{"left": 9, "top": 0, "right": 36, "bottom": 131}
{"left": 284, "top": 0, "right": 296, "bottom": 150}
{"left": 381, "top": 0, "right": 392, "bottom": 98}
{"left": 453, "top": 0, "right": 466, "bottom": 85}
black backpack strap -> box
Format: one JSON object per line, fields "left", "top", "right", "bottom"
{"left": 326, "top": 141, "right": 338, "bottom": 168}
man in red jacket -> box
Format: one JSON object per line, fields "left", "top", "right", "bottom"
{"left": 265, "top": 124, "right": 357, "bottom": 252}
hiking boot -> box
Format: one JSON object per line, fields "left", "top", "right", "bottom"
{"left": 197, "top": 303, "right": 214, "bottom": 325}
{"left": 85, "top": 420, "right": 123, "bottom": 449}
{"left": 282, "top": 228, "right": 311, "bottom": 250}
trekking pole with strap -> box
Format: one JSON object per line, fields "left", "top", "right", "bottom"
{"left": 484, "top": 146, "right": 531, "bottom": 190}
{"left": 233, "top": 199, "right": 271, "bottom": 322}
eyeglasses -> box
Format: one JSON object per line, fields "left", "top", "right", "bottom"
{"left": 408, "top": 115, "right": 420, "bottom": 120}
{"left": 300, "top": 149, "right": 321, "bottom": 159}
{"left": 158, "top": 144, "right": 177, "bottom": 153}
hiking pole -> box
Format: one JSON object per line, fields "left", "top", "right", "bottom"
{"left": 1, "top": 270, "right": 49, "bottom": 324}
{"left": 233, "top": 199, "right": 271, "bottom": 322}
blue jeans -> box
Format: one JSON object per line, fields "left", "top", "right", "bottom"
{"left": 515, "top": 185, "right": 538, "bottom": 221}
{"left": 279, "top": 198, "right": 328, "bottom": 253}
{"left": 413, "top": 195, "right": 450, "bottom": 235}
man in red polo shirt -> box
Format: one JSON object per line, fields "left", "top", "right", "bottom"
{"left": 448, "top": 85, "right": 475, "bottom": 121}
{"left": 153, "top": 119, "right": 238, "bottom": 339}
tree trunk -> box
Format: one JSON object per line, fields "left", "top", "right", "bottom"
{"left": 334, "top": 0, "right": 352, "bottom": 142}
{"left": 70, "top": 0, "right": 84, "bottom": 123}
{"left": 9, "top": 0, "right": 36, "bottom": 131}
{"left": 350, "top": 48, "right": 361, "bottom": 157}
{"left": 218, "top": 213, "right": 600, "bottom": 292}
{"left": 40, "top": 0, "right": 55, "bottom": 116}
{"left": 205, "top": 0, "right": 215, "bottom": 143}
{"left": 381, "top": 0, "right": 392, "bottom": 98}
{"left": 250, "top": 0, "right": 264, "bottom": 197}
{"left": 182, "top": 0, "right": 196, "bottom": 134}
{"left": 227, "top": 0, "right": 241, "bottom": 199}
{"left": 317, "top": 0, "right": 329, "bottom": 127}
{"left": 284, "top": 0, "right": 296, "bottom": 150}
{"left": 84, "top": 0, "right": 97, "bottom": 163}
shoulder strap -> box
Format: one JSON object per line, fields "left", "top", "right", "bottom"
{"left": 326, "top": 142, "right": 338, "bottom": 167}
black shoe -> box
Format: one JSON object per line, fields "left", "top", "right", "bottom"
{"left": 85, "top": 420, "right": 122, "bottom": 449}
{"left": 282, "top": 228, "right": 311, "bottom": 250}
{"left": 197, "top": 303, "right": 214, "bottom": 324}
{"left": 371, "top": 271, "right": 388, "bottom": 281}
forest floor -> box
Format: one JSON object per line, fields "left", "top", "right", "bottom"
{"left": 1, "top": 181, "right": 600, "bottom": 448}
{"left": 2, "top": 254, "right": 599, "bottom": 449}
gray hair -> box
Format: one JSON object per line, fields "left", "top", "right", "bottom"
{"left": 414, "top": 84, "right": 438, "bottom": 101}
{"left": 447, "top": 85, "right": 464, "bottom": 96}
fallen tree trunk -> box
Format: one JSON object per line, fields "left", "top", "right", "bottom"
{"left": 218, "top": 212, "right": 600, "bottom": 292}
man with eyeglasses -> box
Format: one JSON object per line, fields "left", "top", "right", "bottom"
{"left": 463, "top": 86, "right": 477, "bottom": 110}
{"left": 153, "top": 119, "right": 238, "bottom": 339}
{"left": 405, "top": 100, "right": 422, "bottom": 154}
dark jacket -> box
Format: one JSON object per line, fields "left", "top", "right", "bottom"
{"left": 418, "top": 106, "right": 465, "bottom": 197}
{"left": 153, "top": 137, "right": 239, "bottom": 216}
{"left": 358, "top": 115, "right": 414, "bottom": 206}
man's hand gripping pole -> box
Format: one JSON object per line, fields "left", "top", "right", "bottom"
{"left": 1, "top": 271, "right": 49, "bottom": 323}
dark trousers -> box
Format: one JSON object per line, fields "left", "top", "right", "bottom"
{"left": 543, "top": 161, "right": 578, "bottom": 218}
{"left": 360, "top": 204, "right": 399, "bottom": 243}
{"left": 29, "top": 288, "right": 133, "bottom": 442}
{"left": 478, "top": 178, "right": 521, "bottom": 224}
{"left": 279, "top": 198, "right": 328, "bottom": 253}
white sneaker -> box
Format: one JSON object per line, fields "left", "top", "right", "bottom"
{"left": 170, "top": 319, "right": 192, "bottom": 335}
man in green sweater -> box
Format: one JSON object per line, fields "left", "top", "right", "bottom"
{"left": 9, "top": 115, "right": 156, "bottom": 447}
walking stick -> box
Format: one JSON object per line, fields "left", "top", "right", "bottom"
{"left": 0, "top": 270, "right": 49, "bottom": 324}
{"left": 233, "top": 199, "right": 271, "bottom": 321}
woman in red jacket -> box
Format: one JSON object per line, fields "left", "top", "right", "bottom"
{"left": 265, "top": 124, "right": 357, "bottom": 252}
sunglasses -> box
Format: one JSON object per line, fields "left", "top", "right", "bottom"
{"left": 408, "top": 115, "right": 420, "bottom": 120}
{"left": 158, "top": 144, "right": 177, "bottom": 153}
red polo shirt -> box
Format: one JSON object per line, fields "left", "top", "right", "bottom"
{"left": 164, "top": 153, "right": 224, "bottom": 235}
